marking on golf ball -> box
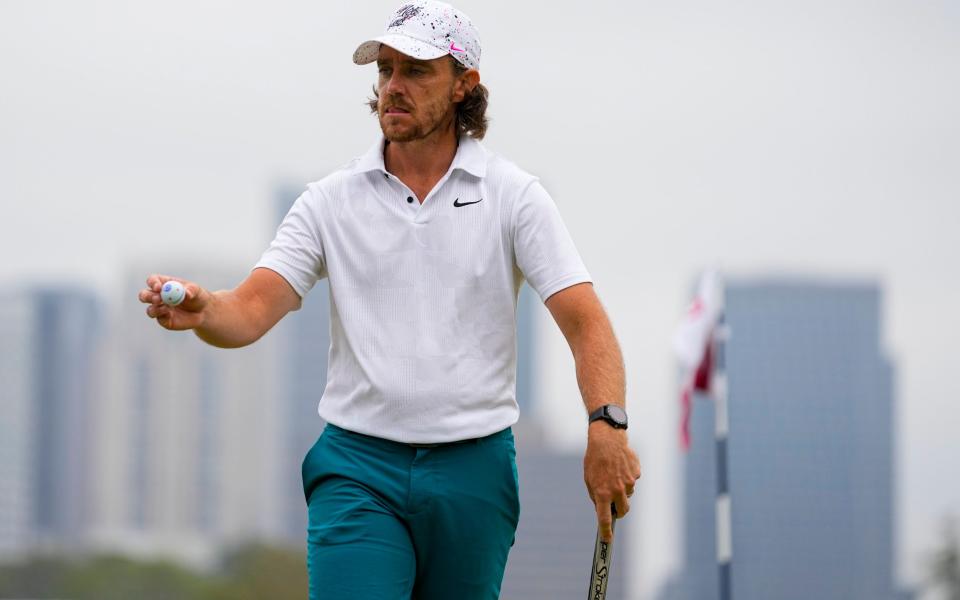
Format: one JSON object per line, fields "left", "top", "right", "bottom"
{"left": 161, "top": 281, "right": 185, "bottom": 306}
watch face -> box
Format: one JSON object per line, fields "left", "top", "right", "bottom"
{"left": 606, "top": 405, "right": 628, "bottom": 425}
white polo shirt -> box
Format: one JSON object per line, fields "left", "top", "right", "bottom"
{"left": 255, "top": 135, "right": 591, "bottom": 443}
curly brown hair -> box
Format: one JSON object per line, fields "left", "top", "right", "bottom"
{"left": 367, "top": 58, "right": 490, "bottom": 140}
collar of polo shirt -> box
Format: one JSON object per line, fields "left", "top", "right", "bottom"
{"left": 352, "top": 135, "right": 488, "bottom": 179}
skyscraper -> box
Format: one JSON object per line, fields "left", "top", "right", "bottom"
{"left": 0, "top": 288, "right": 101, "bottom": 557}
{"left": 0, "top": 291, "right": 38, "bottom": 559}
{"left": 32, "top": 289, "right": 101, "bottom": 549}
{"left": 667, "top": 280, "right": 897, "bottom": 600}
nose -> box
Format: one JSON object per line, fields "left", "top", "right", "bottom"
{"left": 384, "top": 70, "right": 406, "bottom": 97}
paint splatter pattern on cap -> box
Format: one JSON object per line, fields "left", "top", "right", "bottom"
{"left": 353, "top": 0, "right": 481, "bottom": 71}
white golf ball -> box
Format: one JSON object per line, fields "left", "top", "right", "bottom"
{"left": 160, "top": 281, "right": 186, "bottom": 306}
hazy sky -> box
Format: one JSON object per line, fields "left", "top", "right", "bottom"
{"left": 2, "top": 0, "right": 958, "bottom": 596}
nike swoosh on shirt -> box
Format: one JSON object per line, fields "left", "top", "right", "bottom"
{"left": 453, "top": 198, "right": 482, "bottom": 207}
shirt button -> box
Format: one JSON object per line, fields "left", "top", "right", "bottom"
{"left": 407, "top": 196, "right": 414, "bottom": 204}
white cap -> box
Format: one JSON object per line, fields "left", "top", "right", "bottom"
{"left": 353, "top": 1, "right": 481, "bottom": 71}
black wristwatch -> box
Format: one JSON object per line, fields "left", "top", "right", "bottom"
{"left": 588, "top": 405, "right": 628, "bottom": 430}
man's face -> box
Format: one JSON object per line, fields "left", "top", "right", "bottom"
{"left": 376, "top": 46, "right": 464, "bottom": 143}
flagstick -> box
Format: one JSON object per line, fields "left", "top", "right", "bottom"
{"left": 713, "top": 313, "right": 733, "bottom": 600}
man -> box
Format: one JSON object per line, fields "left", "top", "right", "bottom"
{"left": 139, "top": 1, "right": 641, "bottom": 598}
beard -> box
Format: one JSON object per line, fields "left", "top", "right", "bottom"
{"left": 378, "top": 88, "right": 456, "bottom": 143}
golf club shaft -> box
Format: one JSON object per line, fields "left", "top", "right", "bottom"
{"left": 587, "top": 505, "right": 617, "bottom": 600}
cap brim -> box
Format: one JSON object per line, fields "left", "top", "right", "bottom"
{"left": 353, "top": 33, "right": 448, "bottom": 65}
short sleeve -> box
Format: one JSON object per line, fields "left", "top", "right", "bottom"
{"left": 512, "top": 181, "right": 592, "bottom": 302}
{"left": 253, "top": 187, "right": 327, "bottom": 299}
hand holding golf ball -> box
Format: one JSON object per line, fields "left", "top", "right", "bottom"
{"left": 160, "top": 281, "right": 186, "bottom": 306}
{"left": 140, "top": 275, "right": 206, "bottom": 331}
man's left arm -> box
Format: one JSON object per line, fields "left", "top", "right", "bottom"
{"left": 544, "top": 282, "right": 642, "bottom": 542}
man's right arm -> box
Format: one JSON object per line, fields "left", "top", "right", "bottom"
{"left": 139, "top": 268, "right": 302, "bottom": 348}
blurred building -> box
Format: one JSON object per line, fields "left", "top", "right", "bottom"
{"left": 32, "top": 290, "right": 101, "bottom": 548}
{"left": 662, "top": 280, "right": 899, "bottom": 600}
{"left": 0, "top": 288, "right": 101, "bottom": 559}
{"left": 87, "top": 266, "right": 277, "bottom": 565}
{"left": 0, "top": 292, "right": 32, "bottom": 559}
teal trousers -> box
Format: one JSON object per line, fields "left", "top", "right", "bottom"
{"left": 301, "top": 424, "right": 520, "bottom": 599}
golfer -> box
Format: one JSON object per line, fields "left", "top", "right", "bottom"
{"left": 139, "top": 1, "right": 641, "bottom": 598}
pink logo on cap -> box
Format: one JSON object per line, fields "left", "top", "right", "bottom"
{"left": 449, "top": 41, "right": 465, "bottom": 53}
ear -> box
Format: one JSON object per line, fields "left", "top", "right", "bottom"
{"left": 453, "top": 68, "right": 481, "bottom": 103}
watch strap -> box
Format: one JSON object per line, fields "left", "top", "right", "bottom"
{"left": 588, "top": 404, "right": 628, "bottom": 429}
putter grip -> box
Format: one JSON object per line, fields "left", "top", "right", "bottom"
{"left": 587, "top": 505, "right": 616, "bottom": 600}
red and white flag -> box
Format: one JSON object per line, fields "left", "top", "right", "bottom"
{"left": 672, "top": 270, "right": 723, "bottom": 450}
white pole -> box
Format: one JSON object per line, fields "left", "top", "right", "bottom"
{"left": 714, "top": 315, "right": 732, "bottom": 600}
